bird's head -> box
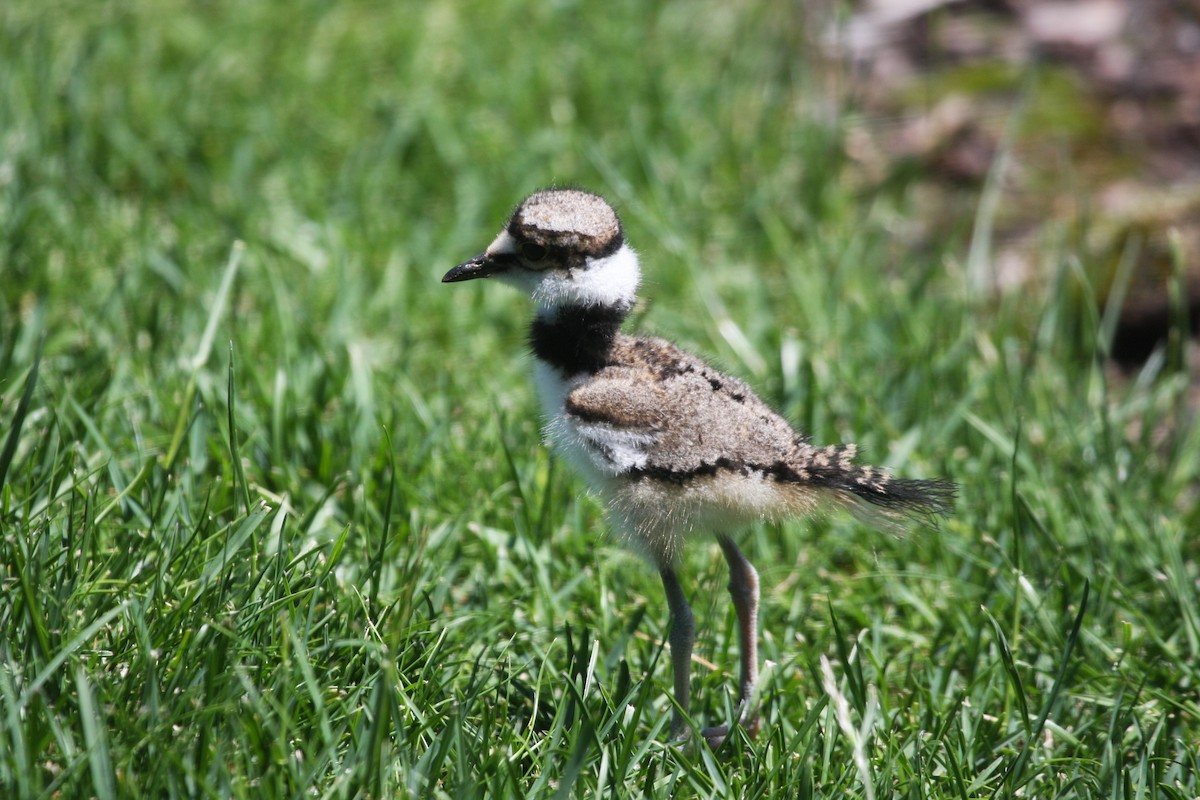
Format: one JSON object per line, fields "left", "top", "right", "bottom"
{"left": 443, "top": 188, "right": 640, "bottom": 312}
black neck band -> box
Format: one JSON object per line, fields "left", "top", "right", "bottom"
{"left": 530, "top": 303, "right": 628, "bottom": 375}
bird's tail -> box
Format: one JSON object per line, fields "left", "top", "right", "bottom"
{"left": 790, "top": 443, "right": 957, "bottom": 531}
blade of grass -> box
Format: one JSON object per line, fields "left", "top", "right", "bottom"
{"left": 161, "top": 241, "right": 245, "bottom": 473}
{"left": 0, "top": 340, "right": 41, "bottom": 495}
{"left": 19, "top": 600, "right": 130, "bottom": 710}
{"left": 998, "top": 579, "right": 1090, "bottom": 797}
{"left": 982, "top": 606, "right": 1030, "bottom": 735}
{"left": 74, "top": 664, "right": 116, "bottom": 800}
{"left": 226, "top": 343, "right": 252, "bottom": 515}
{"left": 368, "top": 427, "right": 397, "bottom": 614}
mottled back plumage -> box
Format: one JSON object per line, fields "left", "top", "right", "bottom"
{"left": 551, "top": 332, "right": 953, "bottom": 562}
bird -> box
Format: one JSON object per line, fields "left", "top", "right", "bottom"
{"left": 443, "top": 187, "right": 956, "bottom": 749}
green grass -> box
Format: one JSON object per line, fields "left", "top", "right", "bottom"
{"left": 2, "top": 1, "right": 1198, "bottom": 797}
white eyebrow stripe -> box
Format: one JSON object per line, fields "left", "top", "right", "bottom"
{"left": 486, "top": 230, "right": 518, "bottom": 256}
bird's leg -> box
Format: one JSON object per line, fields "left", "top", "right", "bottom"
{"left": 702, "top": 534, "right": 761, "bottom": 749}
{"left": 660, "top": 566, "right": 695, "bottom": 742}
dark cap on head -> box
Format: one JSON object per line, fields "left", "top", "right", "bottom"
{"left": 507, "top": 189, "right": 623, "bottom": 258}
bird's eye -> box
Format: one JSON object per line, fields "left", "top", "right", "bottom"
{"left": 521, "top": 243, "right": 547, "bottom": 262}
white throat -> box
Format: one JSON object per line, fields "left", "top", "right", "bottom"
{"left": 534, "top": 244, "right": 641, "bottom": 314}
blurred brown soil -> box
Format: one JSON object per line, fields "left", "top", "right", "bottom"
{"left": 826, "top": 0, "right": 1200, "bottom": 367}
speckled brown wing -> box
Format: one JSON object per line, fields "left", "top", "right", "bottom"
{"left": 564, "top": 334, "right": 956, "bottom": 528}
{"left": 563, "top": 335, "right": 811, "bottom": 480}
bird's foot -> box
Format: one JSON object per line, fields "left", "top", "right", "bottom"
{"left": 700, "top": 723, "right": 731, "bottom": 750}
{"left": 700, "top": 710, "right": 760, "bottom": 750}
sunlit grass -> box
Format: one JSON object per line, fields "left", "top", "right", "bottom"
{"left": 1, "top": 1, "right": 1197, "bottom": 797}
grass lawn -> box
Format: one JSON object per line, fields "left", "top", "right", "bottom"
{"left": 2, "top": 1, "right": 1198, "bottom": 797}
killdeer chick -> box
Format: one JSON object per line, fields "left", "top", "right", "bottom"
{"left": 444, "top": 188, "right": 955, "bottom": 749}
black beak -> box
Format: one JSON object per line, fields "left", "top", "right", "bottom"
{"left": 442, "top": 254, "right": 507, "bottom": 283}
